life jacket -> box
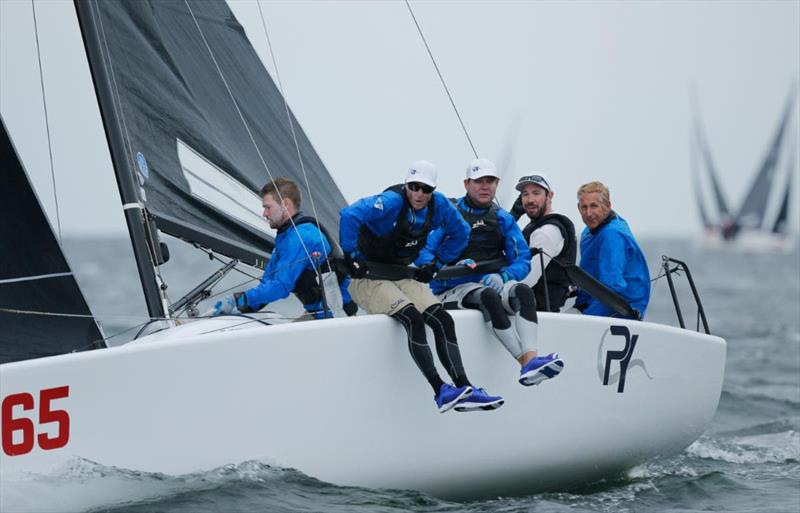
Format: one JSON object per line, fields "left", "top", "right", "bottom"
{"left": 522, "top": 213, "right": 577, "bottom": 312}
{"left": 357, "top": 184, "right": 435, "bottom": 265}
{"left": 453, "top": 197, "right": 504, "bottom": 262}
{"left": 287, "top": 215, "right": 346, "bottom": 307}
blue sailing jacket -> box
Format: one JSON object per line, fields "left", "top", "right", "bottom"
{"left": 575, "top": 213, "right": 650, "bottom": 318}
{"left": 418, "top": 197, "right": 531, "bottom": 295}
{"left": 245, "top": 214, "right": 352, "bottom": 313}
{"left": 339, "top": 189, "right": 470, "bottom": 265}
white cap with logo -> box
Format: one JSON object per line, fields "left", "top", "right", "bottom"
{"left": 466, "top": 158, "right": 499, "bottom": 180}
{"left": 405, "top": 160, "right": 437, "bottom": 188}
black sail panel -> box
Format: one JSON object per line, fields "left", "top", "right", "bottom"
{"left": 690, "top": 127, "right": 713, "bottom": 229}
{"left": 735, "top": 94, "right": 794, "bottom": 230}
{"left": 694, "top": 115, "right": 732, "bottom": 222}
{"left": 0, "top": 117, "right": 105, "bottom": 365}
{"left": 772, "top": 145, "right": 794, "bottom": 235}
{"left": 77, "top": 0, "right": 346, "bottom": 265}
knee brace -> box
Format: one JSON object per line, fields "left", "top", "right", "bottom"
{"left": 479, "top": 287, "right": 511, "bottom": 330}
{"left": 510, "top": 283, "right": 538, "bottom": 322}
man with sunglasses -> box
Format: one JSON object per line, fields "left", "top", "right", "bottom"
{"left": 419, "top": 159, "right": 565, "bottom": 387}
{"left": 511, "top": 174, "right": 578, "bottom": 313}
{"left": 339, "top": 160, "right": 504, "bottom": 413}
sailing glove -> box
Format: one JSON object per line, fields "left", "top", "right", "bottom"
{"left": 457, "top": 258, "right": 477, "bottom": 269}
{"left": 417, "top": 259, "right": 443, "bottom": 283}
{"left": 481, "top": 273, "right": 506, "bottom": 293}
{"left": 510, "top": 194, "right": 525, "bottom": 221}
{"left": 343, "top": 301, "right": 359, "bottom": 317}
{"left": 345, "top": 251, "right": 367, "bottom": 279}
{"left": 212, "top": 292, "right": 250, "bottom": 316}
{"left": 212, "top": 296, "right": 240, "bottom": 317}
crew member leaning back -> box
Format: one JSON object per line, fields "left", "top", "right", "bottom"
{"left": 212, "top": 177, "right": 357, "bottom": 319}
{"left": 339, "top": 161, "right": 504, "bottom": 413}
{"left": 420, "top": 159, "right": 565, "bottom": 388}
{"left": 574, "top": 181, "right": 650, "bottom": 319}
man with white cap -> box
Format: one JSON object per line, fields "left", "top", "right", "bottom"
{"left": 511, "top": 173, "right": 577, "bottom": 312}
{"left": 339, "top": 161, "right": 504, "bottom": 413}
{"left": 419, "top": 159, "right": 565, "bottom": 387}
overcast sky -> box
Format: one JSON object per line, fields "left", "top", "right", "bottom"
{"left": 2, "top": 0, "right": 798, "bottom": 238}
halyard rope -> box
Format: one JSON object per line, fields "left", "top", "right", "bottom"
{"left": 184, "top": 0, "right": 317, "bottom": 272}
{"left": 30, "top": 0, "right": 62, "bottom": 243}
{"left": 255, "top": 1, "right": 334, "bottom": 264}
{"left": 404, "top": 0, "right": 479, "bottom": 159}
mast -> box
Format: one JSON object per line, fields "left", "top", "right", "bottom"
{"left": 73, "top": 0, "right": 167, "bottom": 319}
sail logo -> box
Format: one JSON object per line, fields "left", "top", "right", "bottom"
{"left": 472, "top": 219, "right": 485, "bottom": 229}
{"left": 136, "top": 152, "right": 149, "bottom": 183}
{"left": 597, "top": 325, "right": 652, "bottom": 393}
{"left": 373, "top": 197, "right": 384, "bottom": 210}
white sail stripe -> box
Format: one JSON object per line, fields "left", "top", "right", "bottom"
{"left": 0, "top": 272, "right": 73, "bottom": 285}
{"left": 122, "top": 202, "right": 144, "bottom": 211}
{"left": 176, "top": 139, "right": 274, "bottom": 237}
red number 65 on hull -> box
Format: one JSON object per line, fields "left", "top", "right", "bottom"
{"left": 1, "top": 386, "right": 70, "bottom": 456}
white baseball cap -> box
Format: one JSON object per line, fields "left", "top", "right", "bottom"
{"left": 466, "top": 158, "right": 499, "bottom": 180}
{"left": 405, "top": 160, "right": 437, "bottom": 188}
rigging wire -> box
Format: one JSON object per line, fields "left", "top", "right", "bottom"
{"left": 183, "top": 0, "right": 318, "bottom": 272}
{"left": 255, "top": 1, "right": 333, "bottom": 264}
{"left": 30, "top": 0, "right": 62, "bottom": 243}
{"left": 404, "top": 0, "right": 479, "bottom": 159}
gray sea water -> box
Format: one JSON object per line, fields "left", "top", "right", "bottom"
{"left": 17, "top": 238, "right": 800, "bottom": 512}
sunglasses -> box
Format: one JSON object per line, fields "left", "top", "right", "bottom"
{"left": 518, "top": 175, "right": 550, "bottom": 190}
{"left": 407, "top": 182, "right": 435, "bottom": 194}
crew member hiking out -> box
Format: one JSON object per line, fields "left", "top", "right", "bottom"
{"left": 510, "top": 173, "right": 578, "bottom": 312}
{"left": 420, "top": 159, "right": 565, "bottom": 387}
{"left": 339, "top": 160, "right": 504, "bottom": 413}
{"left": 212, "top": 178, "right": 358, "bottom": 319}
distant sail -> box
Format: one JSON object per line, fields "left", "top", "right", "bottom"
{"left": 690, "top": 125, "right": 713, "bottom": 229}
{"left": 0, "top": 117, "right": 105, "bottom": 364}
{"left": 74, "top": 0, "right": 347, "bottom": 268}
{"left": 772, "top": 141, "right": 795, "bottom": 235}
{"left": 693, "top": 113, "right": 733, "bottom": 222}
{"left": 735, "top": 93, "right": 794, "bottom": 230}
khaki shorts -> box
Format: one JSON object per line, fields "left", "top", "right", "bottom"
{"left": 348, "top": 278, "right": 440, "bottom": 315}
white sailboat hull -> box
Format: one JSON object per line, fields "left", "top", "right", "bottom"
{"left": 1, "top": 312, "right": 725, "bottom": 501}
{"left": 695, "top": 229, "right": 796, "bottom": 253}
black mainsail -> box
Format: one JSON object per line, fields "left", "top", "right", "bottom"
{"left": 734, "top": 93, "right": 794, "bottom": 230}
{"left": 0, "top": 117, "right": 105, "bottom": 365}
{"left": 693, "top": 113, "right": 733, "bottom": 226}
{"left": 690, "top": 122, "right": 713, "bottom": 230}
{"left": 74, "top": 0, "right": 346, "bottom": 315}
{"left": 772, "top": 141, "right": 795, "bottom": 235}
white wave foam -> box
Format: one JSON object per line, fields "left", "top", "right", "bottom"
{"left": 0, "top": 457, "right": 289, "bottom": 513}
{"left": 687, "top": 431, "right": 800, "bottom": 464}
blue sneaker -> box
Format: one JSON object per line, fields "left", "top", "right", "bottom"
{"left": 435, "top": 383, "right": 473, "bottom": 413}
{"left": 519, "top": 352, "right": 565, "bottom": 386}
{"left": 454, "top": 387, "right": 504, "bottom": 412}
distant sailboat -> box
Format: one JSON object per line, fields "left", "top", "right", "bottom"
{"left": 692, "top": 92, "right": 797, "bottom": 252}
